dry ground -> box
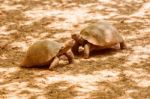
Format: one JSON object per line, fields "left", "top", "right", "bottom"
{"left": 0, "top": 0, "right": 150, "bottom": 99}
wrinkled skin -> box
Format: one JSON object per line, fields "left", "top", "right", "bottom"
{"left": 49, "top": 39, "right": 75, "bottom": 69}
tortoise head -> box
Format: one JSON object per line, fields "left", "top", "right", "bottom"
{"left": 71, "top": 33, "right": 80, "bottom": 41}
{"left": 58, "top": 39, "right": 75, "bottom": 55}
{"left": 71, "top": 33, "right": 84, "bottom": 44}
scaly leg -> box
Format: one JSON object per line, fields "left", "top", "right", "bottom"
{"left": 84, "top": 43, "right": 91, "bottom": 59}
{"left": 49, "top": 57, "right": 59, "bottom": 70}
{"left": 71, "top": 41, "right": 80, "bottom": 55}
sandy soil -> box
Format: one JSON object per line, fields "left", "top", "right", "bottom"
{"left": 0, "top": 0, "right": 150, "bottom": 99}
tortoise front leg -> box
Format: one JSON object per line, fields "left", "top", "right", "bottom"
{"left": 71, "top": 41, "right": 80, "bottom": 55}
{"left": 49, "top": 56, "right": 59, "bottom": 70}
{"left": 64, "top": 51, "right": 74, "bottom": 64}
{"left": 84, "top": 43, "right": 91, "bottom": 59}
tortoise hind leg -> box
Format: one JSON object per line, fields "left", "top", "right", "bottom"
{"left": 84, "top": 43, "right": 91, "bottom": 59}
{"left": 120, "top": 41, "right": 127, "bottom": 49}
{"left": 49, "top": 57, "right": 59, "bottom": 70}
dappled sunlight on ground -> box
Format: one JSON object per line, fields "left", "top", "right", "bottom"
{"left": 0, "top": 0, "right": 150, "bottom": 99}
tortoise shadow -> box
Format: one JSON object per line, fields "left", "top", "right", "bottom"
{"left": 91, "top": 48, "right": 124, "bottom": 57}
{"left": 75, "top": 48, "right": 124, "bottom": 58}
{"left": 19, "top": 60, "right": 70, "bottom": 71}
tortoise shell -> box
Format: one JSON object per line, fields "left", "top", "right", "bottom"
{"left": 20, "top": 40, "right": 62, "bottom": 67}
{"left": 80, "top": 22, "right": 123, "bottom": 46}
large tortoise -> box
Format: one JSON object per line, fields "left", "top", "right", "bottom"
{"left": 71, "top": 21, "right": 127, "bottom": 58}
{"left": 20, "top": 39, "right": 74, "bottom": 69}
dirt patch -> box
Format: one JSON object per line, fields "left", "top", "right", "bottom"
{"left": 0, "top": 0, "right": 150, "bottom": 99}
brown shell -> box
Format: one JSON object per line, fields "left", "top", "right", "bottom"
{"left": 80, "top": 22, "right": 123, "bottom": 46}
{"left": 21, "top": 40, "right": 62, "bottom": 67}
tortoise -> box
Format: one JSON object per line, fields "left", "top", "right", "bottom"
{"left": 20, "top": 39, "right": 74, "bottom": 70}
{"left": 71, "top": 21, "right": 127, "bottom": 59}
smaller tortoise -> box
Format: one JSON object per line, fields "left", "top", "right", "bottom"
{"left": 71, "top": 21, "right": 127, "bottom": 59}
{"left": 20, "top": 39, "right": 74, "bottom": 70}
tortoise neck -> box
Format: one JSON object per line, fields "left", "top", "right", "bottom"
{"left": 57, "top": 40, "right": 74, "bottom": 56}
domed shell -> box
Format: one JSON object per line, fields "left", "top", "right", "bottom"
{"left": 80, "top": 22, "right": 123, "bottom": 46}
{"left": 21, "top": 40, "right": 62, "bottom": 67}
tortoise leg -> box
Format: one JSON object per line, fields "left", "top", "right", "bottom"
{"left": 71, "top": 41, "right": 80, "bottom": 55}
{"left": 120, "top": 41, "right": 127, "bottom": 49}
{"left": 84, "top": 43, "right": 91, "bottom": 59}
{"left": 64, "top": 51, "right": 74, "bottom": 64}
{"left": 49, "top": 57, "right": 59, "bottom": 70}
